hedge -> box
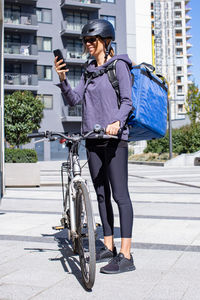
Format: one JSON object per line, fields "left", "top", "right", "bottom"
{"left": 5, "top": 148, "right": 38, "bottom": 163}
{"left": 144, "top": 123, "right": 200, "bottom": 155}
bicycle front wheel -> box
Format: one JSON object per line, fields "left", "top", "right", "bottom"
{"left": 76, "top": 181, "right": 96, "bottom": 290}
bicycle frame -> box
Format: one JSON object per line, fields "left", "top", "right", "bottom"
{"left": 61, "top": 140, "right": 89, "bottom": 237}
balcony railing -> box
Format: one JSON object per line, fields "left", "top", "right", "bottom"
{"left": 66, "top": 51, "right": 85, "bottom": 60}
{"left": 4, "top": 73, "right": 38, "bottom": 86}
{"left": 68, "top": 105, "right": 82, "bottom": 117}
{"left": 4, "top": 11, "right": 38, "bottom": 26}
{"left": 61, "top": 20, "right": 86, "bottom": 33}
{"left": 62, "top": 105, "right": 82, "bottom": 122}
{"left": 4, "top": 42, "right": 38, "bottom": 56}
{"left": 61, "top": 0, "right": 101, "bottom": 5}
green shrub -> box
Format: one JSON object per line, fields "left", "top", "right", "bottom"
{"left": 144, "top": 123, "right": 200, "bottom": 155}
{"left": 5, "top": 148, "right": 38, "bottom": 163}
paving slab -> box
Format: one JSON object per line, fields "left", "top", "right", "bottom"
{"left": 0, "top": 163, "right": 200, "bottom": 300}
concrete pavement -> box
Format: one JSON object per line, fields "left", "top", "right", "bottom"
{"left": 0, "top": 162, "right": 200, "bottom": 300}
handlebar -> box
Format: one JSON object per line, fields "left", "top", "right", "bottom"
{"left": 27, "top": 124, "right": 120, "bottom": 142}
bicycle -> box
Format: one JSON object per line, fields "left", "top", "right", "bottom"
{"left": 28, "top": 124, "right": 115, "bottom": 290}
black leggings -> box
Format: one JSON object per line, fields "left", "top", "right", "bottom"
{"left": 86, "top": 139, "right": 133, "bottom": 238}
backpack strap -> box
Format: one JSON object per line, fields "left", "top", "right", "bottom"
{"left": 107, "top": 60, "right": 121, "bottom": 108}
{"left": 84, "top": 59, "right": 121, "bottom": 108}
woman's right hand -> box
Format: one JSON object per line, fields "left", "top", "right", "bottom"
{"left": 54, "top": 56, "right": 69, "bottom": 82}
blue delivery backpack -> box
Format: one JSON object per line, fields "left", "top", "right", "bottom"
{"left": 127, "top": 63, "right": 168, "bottom": 141}
{"left": 84, "top": 60, "right": 168, "bottom": 141}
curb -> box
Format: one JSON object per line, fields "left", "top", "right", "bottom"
{"left": 128, "top": 161, "right": 165, "bottom": 166}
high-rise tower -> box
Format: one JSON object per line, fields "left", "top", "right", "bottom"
{"left": 151, "top": 0, "right": 192, "bottom": 120}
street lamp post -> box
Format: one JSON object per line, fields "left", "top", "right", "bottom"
{"left": 168, "top": 97, "right": 173, "bottom": 160}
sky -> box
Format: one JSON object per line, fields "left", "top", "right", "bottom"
{"left": 190, "top": 0, "right": 200, "bottom": 87}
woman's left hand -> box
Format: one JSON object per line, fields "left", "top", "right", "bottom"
{"left": 106, "top": 121, "right": 120, "bottom": 135}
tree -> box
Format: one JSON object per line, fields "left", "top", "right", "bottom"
{"left": 4, "top": 91, "right": 44, "bottom": 148}
{"left": 185, "top": 82, "right": 200, "bottom": 126}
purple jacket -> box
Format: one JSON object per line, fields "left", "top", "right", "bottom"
{"left": 57, "top": 54, "right": 133, "bottom": 140}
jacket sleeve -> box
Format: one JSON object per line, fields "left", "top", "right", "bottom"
{"left": 109, "top": 60, "right": 133, "bottom": 128}
{"left": 56, "top": 74, "right": 85, "bottom": 106}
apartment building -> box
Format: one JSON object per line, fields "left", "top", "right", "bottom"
{"left": 3, "top": 0, "right": 155, "bottom": 160}
{"left": 151, "top": 0, "right": 192, "bottom": 120}
{"left": 3, "top": 0, "right": 130, "bottom": 160}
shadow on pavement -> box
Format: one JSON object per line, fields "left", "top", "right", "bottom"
{"left": 24, "top": 225, "right": 121, "bottom": 291}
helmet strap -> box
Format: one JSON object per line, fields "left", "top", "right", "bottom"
{"left": 104, "top": 40, "right": 112, "bottom": 60}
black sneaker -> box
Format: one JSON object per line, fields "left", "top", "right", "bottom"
{"left": 100, "top": 252, "right": 136, "bottom": 274}
{"left": 96, "top": 245, "right": 117, "bottom": 263}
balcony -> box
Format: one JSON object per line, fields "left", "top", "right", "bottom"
{"left": 65, "top": 50, "right": 86, "bottom": 65}
{"left": 187, "top": 60, "right": 192, "bottom": 66}
{"left": 176, "top": 51, "right": 183, "bottom": 56}
{"left": 186, "top": 34, "right": 192, "bottom": 40}
{"left": 185, "top": 5, "right": 192, "bottom": 12}
{"left": 4, "top": 42, "right": 38, "bottom": 61}
{"left": 61, "top": 20, "right": 84, "bottom": 36}
{"left": 174, "top": 14, "right": 182, "bottom": 19}
{"left": 175, "top": 32, "right": 182, "bottom": 37}
{"left": 4, "top": 12, "right": 38, "bottom": 31}
{"left": 61, "top": 0, "right": 101, "bottom": 11}
{"left": 187, "top": 53, "right": 192, "bottom": 57}
{"left": 186, "top": 24, "right": 192, "bottom": 31}
{"left": 7, "top": 0, "right": 38, "bottom": 4}
{"left": 174, "top": 5, "right": 181, "bottom": 10}
{"left": 61, "top": 105, "right": 82, "bottom": 122}
{"left": 185, "top": 14, "right": 192, "bottom": 21}
{"left": 186, "top": 42, "right": 192, "bottom": 48}
{"left": 4, "top": 73, "right": 38, "bottom": 91}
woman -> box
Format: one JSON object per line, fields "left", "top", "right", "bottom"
{"left": 55, "top": 19, "right": 135, "bottom": 274}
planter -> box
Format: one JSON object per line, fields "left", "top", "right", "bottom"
{"left": 5, "top": 163, "right": 40, "bottom": 187}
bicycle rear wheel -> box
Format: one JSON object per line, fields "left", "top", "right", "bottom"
{"left": 76, "top": 181, "right": 96, "bottom": 290}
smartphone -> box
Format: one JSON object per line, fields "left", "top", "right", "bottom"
{"left": 53, "top": 49, "right": 67, "bottom": 70}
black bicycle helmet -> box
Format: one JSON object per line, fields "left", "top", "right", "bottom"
{"left": 81, "top": 19, "right": 115, "bottom": 41}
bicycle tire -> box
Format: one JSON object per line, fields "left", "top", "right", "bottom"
{"left": 76, "top": 181, "right": 96, "bottom": 290}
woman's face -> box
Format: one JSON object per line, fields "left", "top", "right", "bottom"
{"left": 84, "top": 36, "right": 105, "bottom": 57}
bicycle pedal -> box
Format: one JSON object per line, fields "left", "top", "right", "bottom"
{"left": 52, "top": 225, "right": 64, "bottom": 230}
{"left": 95, "top": 223, "right": 101, "bottom": 227}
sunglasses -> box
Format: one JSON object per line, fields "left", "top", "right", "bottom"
{"left": 83, "top": 37, "right": 97, "bottom": 44}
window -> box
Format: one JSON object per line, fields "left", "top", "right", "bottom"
{"left": 4, "top": 4, "right": 20, "bottom": 24}
{"left": 101, "top": 15, "right": 116, "bottom": 29}
{"left": 38, "top": 94, "right": 53, "bottom": 109}
{"left": 37, "top": 37, "right": 52, "bottom": 51}
{"left": 36, "top": 8, "right": 52, "bottom": 23}
{"left": 178, "top": 104, "right": 183, "bottom": 113}
{"left": 50, "top": 139, "right": 69, "bottom": 161}
{"left": 37, "top": 65, "right": 52, "bottom": 80}
{"left": 101, "top": 0, "right": 115, "bottom": 3}
{"left": 177, "top": 66, "right": 182, "bottom": 74}
{"left": 66, "top": 39, "right": 83, "bottom": 59}
{"left": 67, "top": 66, "right": 83, "bottom": 88}
{"left": 35, "top": 138, "right": 44, "bottom": 161}
{"left": 177, "top": 86, "right": 183, "bottom": 93}
{"left": 66, "top": 11, "right": 89, "bottom": 31}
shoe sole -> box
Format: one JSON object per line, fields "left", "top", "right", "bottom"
{"left": 96, "top": 257, "right": 115, "bottom": 263}
{"left": 100, "top": 265, "right": 136, "bottom": 274}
